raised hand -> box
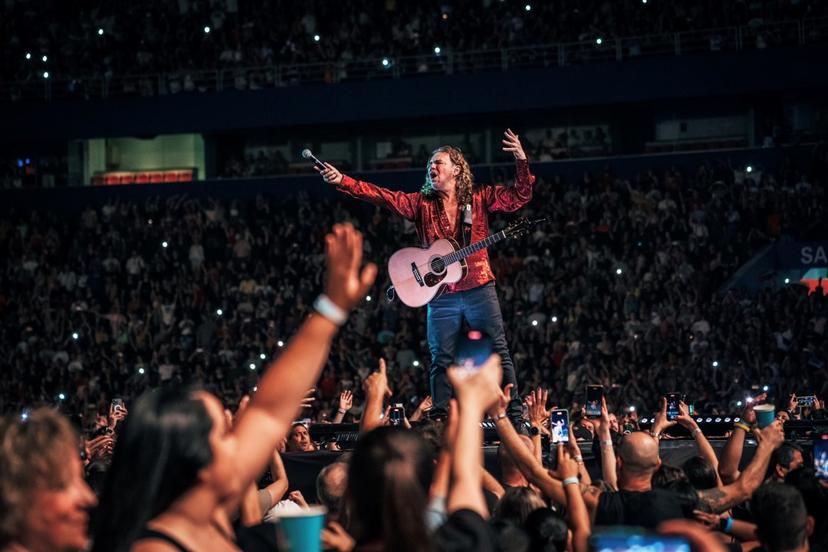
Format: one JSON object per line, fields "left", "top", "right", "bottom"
{"left": 501, "top": 128, "right": 527, "bottom": 161}
{"left": 653, "top": 397, "right": 677, "bottom": 435}
{"left": 363, "top": 358, "right": 392, "bottom": 401}
{"left": 526, "top": 388, "right": 551, "bottom": 434}
{"left": 741, "top": 392, "right": 767, "bottom": 425}
{"left": 338, "top": 390, "right": 353, "bottom": 412}
{"left": 323, "top": 223, "right": 377, "bottom": 312}
{"left": 316, "top": 162, "right": 344, "bottom": 186}
{"left": 676, "top": 401, "right": 699, "bottom": 431}
{"left": 301, "top": 388, "right": 316, "bottom": 410}
{"left": 448, "top": 354, "right": 503, "bottom": 415}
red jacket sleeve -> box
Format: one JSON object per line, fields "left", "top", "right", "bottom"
{"left": 483, "top": 159, "right": 536, "bottom": 213}
{"left": 336, "top": 176, "right": 420, "bottom": 221}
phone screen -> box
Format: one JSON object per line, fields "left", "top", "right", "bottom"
{"left": 688, "top": 404, "right": 695, "bottom": 415}
{"left": 666, "top": 393, "right": 680, "bottom": 421}
{"left": 589, "top": 534, "right": 690, "bottom": 552}
{"left": 551, "top": 409, "right": 570, "bottom": 443}
{"left": 815, "top": 432, "right": 828, "bottom": 480}
{"left": 585, "top": 385, "right": 603, "bottom": 417}
{"left": 455, "top": 330, "right": 493, "bottom": 372}
{"left": 797, "top": 396, "right": 815, "bottom": 407}
{"left": 389, "top": 405, "right": 404, "bottom": 426}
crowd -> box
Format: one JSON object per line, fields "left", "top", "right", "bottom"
{"left": 1, "top": 221, "right": 827, "bottom": 552}
{"left": 2, "top": 146, "right": 828, "bottom": 424}
{"left": 2, "top": 0, "right": 827, "bottom": 89}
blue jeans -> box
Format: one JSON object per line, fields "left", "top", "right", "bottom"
{"left": 426, "top": 281, "right": 520, "bottom": 418}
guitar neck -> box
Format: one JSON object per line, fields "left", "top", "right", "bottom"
{"left": 443, "top": 230, "right": 507, "bottom": 265}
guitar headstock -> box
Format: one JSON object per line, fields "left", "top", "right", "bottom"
{"left": 505, "top": 217, "right": 546, "bottom": 239}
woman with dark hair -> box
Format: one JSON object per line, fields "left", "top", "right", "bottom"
{"left": 0, "top": 408, "right": 97, "bottom": 552}
{"left": 92, "top": 223, "right": 376, "bottom": 552}
{"left": 340, "top": 354, "right": 505, "bottom": 552}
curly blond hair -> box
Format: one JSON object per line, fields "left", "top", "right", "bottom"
{"left": 0, "top": 408, "right": 77, "bottom": 547}
{"left": 420, "top": 146, "right": 475, "bottom": 205}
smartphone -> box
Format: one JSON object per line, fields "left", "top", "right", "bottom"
{"left": 589, "top": 532, "right": 690, "bottom": 552}
{"left": 455, "top": 330, "right": 493, "bottom": 372}
{"left": 550, "top": 409, "right": 570, "bottom": 444}
{"left": 585, "top": 385, "right": 603, "bottom": 417}
{"left": 815, "top": 431, "right": 828, "bottom": 480}
{"left": 666, "top": 393, "right": 681, "bottom": 421}
{"left": 389, "top": 404, "right": 404, "bottom": 426}
{"left": 111, "top": 398, "right": 124, "bottom": 411}
{"left": 797, "top": 396, "right": 816, "bottom": 407}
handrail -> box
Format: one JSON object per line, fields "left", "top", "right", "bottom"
{"left": 1, "top": 16, "right": 826, "bottom": 103}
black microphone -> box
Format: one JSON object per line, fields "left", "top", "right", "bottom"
{"left": 301, "top": 148, "right": 327, "bottom": 167}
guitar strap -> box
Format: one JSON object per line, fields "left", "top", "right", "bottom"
{"left": 462, "top": 203, "right": 473, "bottom": 247}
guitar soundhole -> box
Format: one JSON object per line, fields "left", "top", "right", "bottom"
{"left": 430, "top": 257, "right": 446, "bottom": 274}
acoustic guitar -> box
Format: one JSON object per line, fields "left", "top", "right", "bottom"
{"left": 387, "top": 217, "right": 544, "bottom": 307}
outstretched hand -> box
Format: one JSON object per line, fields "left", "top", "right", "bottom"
{"left": 502, "top": 129, "right": 527, "bottom": 160}
{"left": 316, "top": 162, "right": 344, "bottom": 186}
{"left": 324, "top": 223, "right": 377, "bottom": 312}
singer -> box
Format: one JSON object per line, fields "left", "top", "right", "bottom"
{"left": 316, "top": 130, "right": 536, "bottom": 422}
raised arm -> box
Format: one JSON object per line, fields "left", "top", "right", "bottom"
{"left": 590, "top": 397, "right": 618, "bottom": 491}
{"left": 676, "top": 401, "right": 722, "bottom": 487}
{"left": 231, "top": 223, "right": 377, "bottom": 491}
{"left": 489, "top": 385, "right": 568, "bottom": 506}
{"left": 698, "top": 420, "right": 785, "bottom": 513}
{"left": 318, "top": 162, "right": 420, "bottom": 221}
{"left": 360, "top": 359, "right": 392, "bottom": 434}
{"left": 557, "top": 445, "right": 591, "bottom": 552}
{"left": 485, "top": 129, "right": 536, "bottom": 212}
{"left": 446, "top": 355, "right": 504, "bottom": 516}
{"left": 718, "top": 395, "right": 763, "bottom": 483}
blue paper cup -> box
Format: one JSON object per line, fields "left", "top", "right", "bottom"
{"left": 276, "top": 506, "right": 327, "bottom": 552}
{"left": 753, "top": 404, "right": 775, "bottom": 428}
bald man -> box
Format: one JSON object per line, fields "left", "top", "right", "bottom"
{"left": 587, "top": 431, "right": 686, "bottom": 527}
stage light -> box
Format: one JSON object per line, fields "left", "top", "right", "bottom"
{"left": 712, "top": 360, "right": 719, "bottom": 367}
{"left": 596, "top": 37, "right": 603, "bottom": 45}
{"left": 253, "top": 386, "right": 258, "bottom": 392}
{"left": 20, "top": 411, "right": 29, "bottom": 421}
{"left": 249, "top": 363, "right": 256, "bottom": 371}
{"left": 277, "top": 340, "right": 285, "bottom": 348}
{"left": 616, "top": 267, "right": 623, "bottom": 275}
{"left": 441, "top": 13, "right": 448, "bottom": 20}
{"left": 313, "top": 34, "right": 320, "bottom": 42}
{"left": 25, "top": 52, "right": 31, "bottom": 60}
{"left": 715, "top": 417, "right": 722, "bottom": 423}
{"left": 413, "top": 360, "right": 420, "bottom": 367}
{"left": 531, "top": 320, "right": 538, "bottom": 327}
{"left": 381, "top": 57, "right": 390, "bottom": 67}
{"left": 42, "top": 55, "right": 48, "bottom": 62}
{"left": 42, "top": 71, "right": 49, "bottom": 79}
{"left": 204, "top": 26, "right": 211, "bottom": 34}
{"left": 72, "top": 332, "right": 79, "bottom": 340}
{"left": 746, "top": 397, "right": 754, "bottom": 404}
{"left": 724, "top": 417, "right": 731, "bottom": 422}
{"left": 58, "top": 393, "right": 66, "bottom": 401}
{"left": 260, "top": 353, "right": 266, "bottom": 360}
{"left": 147, "top": 218, "right": 153, "bottom": 225}
{"left": 433, "top": 46, "right": 441, "bottom": 54}
{"left": 642, "top": 0, "right": 647, "bottom": 3}
{"left": 524, "top": 4, "right": 532, "bottom": 11}
{"left": 161, "top": 241, "right": 168, "bottom": 248}
{"left": 216, "top": 308, "right": 223, "bottom": 316}
{"left": 366, "top": 295, "right": 372, "bottom": 302}
{"left": 763, "top": 385, "right": 769, "bottom": 392}
{"left": 736, "top": 400, "right": 743, "bottom": 407}
{"left": 551, "top": 316, "right": 558, "bottom": 323}
{"left": 138, "top": 367, "right": 145, "bottom": 375}
{"left": 784, "top": 278, "right": 790, "bottom": 284}
{"left": 746, "top": 165, "right": 753, "bottom": 173}
{"left": 696, "top": 417, "right": 703, "bottom": 423}
{"left": 98, "top": 28, "right": 104, "bottom": 36}
{"left": 705, "top": 417, "right": 713, "bottom": 423}
{"left": 628, "top": 406, "right": 636, "bottom": 412}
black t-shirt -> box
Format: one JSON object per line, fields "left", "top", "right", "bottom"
{"left": 434, "top": 509, "right": 497, "bottom": 552}
{"left": 596, "top": 489, "right": 686, "bottom": 528}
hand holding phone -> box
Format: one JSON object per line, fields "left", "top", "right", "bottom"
{"left": 550, "top": 409, "right": 570, "bottom": 444}
{"left": 585, "top": 385, "right": 603, "bottom": 417}
{"left": 455, "top": 330, "right": 493, "bottom": 373}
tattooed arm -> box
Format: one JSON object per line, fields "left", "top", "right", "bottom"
{"left": 698, "top": 421, "right": 784, "bottom": 514}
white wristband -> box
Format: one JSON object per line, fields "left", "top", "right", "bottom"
{"left": 563, "top": 476, "right": 579, "bottom": 486}
{"left": 313, "top": 294, "right": 347, "bottom": 326}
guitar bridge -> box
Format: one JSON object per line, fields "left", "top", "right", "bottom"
{"left": 410, "top": 262, "right": 425, "bottom": 287}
